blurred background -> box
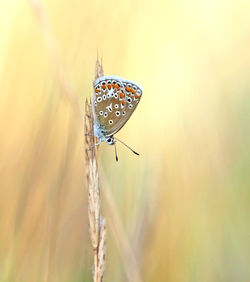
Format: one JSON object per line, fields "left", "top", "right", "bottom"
{"left": 0, "top": 0, "right": 249, "bottom": 281}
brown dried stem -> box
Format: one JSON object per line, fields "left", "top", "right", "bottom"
{"left": 84, "top": 99, "right": 106, "bottom": 282}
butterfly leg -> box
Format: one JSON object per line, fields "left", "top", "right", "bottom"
{"left": 94, "top": 140, "right": 102, "bottom": 147}
{"left": 85, "top": 114, "right": 93, "bottom": 119}
{"left": 89, "top": 140, "right": 101, "bottom": 150}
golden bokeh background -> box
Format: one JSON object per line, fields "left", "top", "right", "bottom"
{"left": 0, "top": 0, "right": 249, "bottom": 281}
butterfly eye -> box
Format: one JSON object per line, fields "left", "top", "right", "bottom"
{"left": 106, "top": 137, "right": 114, "bottom": 145}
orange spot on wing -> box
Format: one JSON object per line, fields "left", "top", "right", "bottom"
{"left": 126, "top": 87, "right": 131, "bottom": 92}
{"left": 107, "top": 84, "right": 111, "bottom": 90}
{"left": 135, "top": 94, "right": 139, "bottom": 99}
{"left": 112, "top": 84, "right": 116, "bottom": 88}
{"left": 119, "top": 92, "right": 124, "bottom": 98}
{"left": 102, "top": 85, "right": 106, "bottom": 90}
{"left": 122, "top": 99, "right": 125, "bottom": 105}
{"left": 116, "top": 85, "right": 121, "bottom": 90}
{"left": 95, "top": 89, "right": 100, "bottom": 93}
{"left": 131, "top": 89, "right": 136, "bottom": 94}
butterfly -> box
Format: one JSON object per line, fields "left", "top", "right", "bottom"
{"left": 92, "top": 75, "right": 143, "bottom": 161}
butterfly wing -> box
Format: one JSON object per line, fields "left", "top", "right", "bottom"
{"left": 93, "top": 76, "right": 143, "bottom": 137}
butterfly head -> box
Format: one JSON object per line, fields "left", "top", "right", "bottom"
{"left": 105, "top": 136, "right": 115, "bottom": 145}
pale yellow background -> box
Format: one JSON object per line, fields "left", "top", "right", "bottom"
{"left": 0, "top": 0, "right": 249, "bottom": 281}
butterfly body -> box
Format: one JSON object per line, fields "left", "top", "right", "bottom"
{"left": 92, "top": 76, "right": 143, "bottom": 147}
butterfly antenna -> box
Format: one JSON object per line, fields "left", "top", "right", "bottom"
{"left": 114, "top": 142, "right": 119, "bottom": 162}
{"left": 114, "top": 137, "right": 140, "bottom": 156}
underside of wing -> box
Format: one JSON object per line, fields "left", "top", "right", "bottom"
{"left": 93, "top": 76, "right": 143, "bottom": 136}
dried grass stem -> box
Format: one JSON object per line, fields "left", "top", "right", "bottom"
{"left": 84, "top": 100, "right": 106, "bottom": 282}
